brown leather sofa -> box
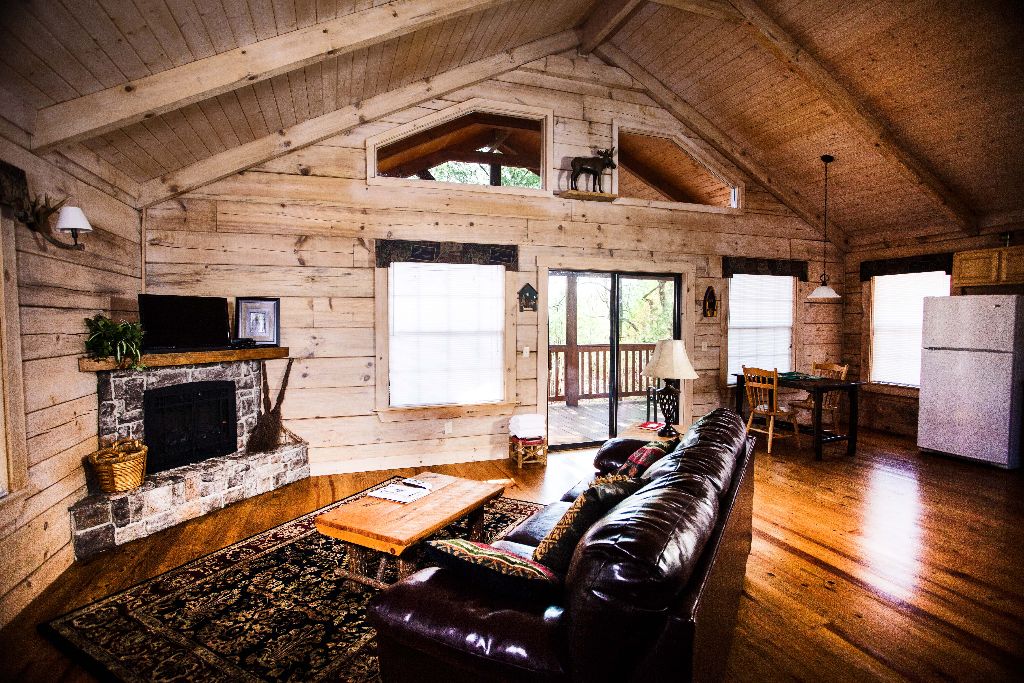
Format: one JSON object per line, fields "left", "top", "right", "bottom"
{"left": 367, "top": 408, "right": 756, "bottom": 683}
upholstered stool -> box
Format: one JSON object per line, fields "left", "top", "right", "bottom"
{"left": 508, "top": 435, "right": 548, "bottom": 469}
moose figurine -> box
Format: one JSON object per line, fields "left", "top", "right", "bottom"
{"left": 570, "top": 148, "right": 616, "bottom": 193}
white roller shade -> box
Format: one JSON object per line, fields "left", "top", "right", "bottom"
{"left": 871, "top": 271, "right": 950, "bottom": 386}
{"left": 389, "top": 262, "right": 505, "bottom": 407}
{"left": 727, "top": 274, "right": 794, "bottom": 378}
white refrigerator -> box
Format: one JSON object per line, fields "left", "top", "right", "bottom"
{"left": 918, "top": 295, "right": 1023, "bottom": 469}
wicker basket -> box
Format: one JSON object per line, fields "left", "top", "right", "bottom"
{"left": 88, "top": 438, "right": 148, "bottom": 493}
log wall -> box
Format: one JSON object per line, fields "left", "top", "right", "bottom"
{"left": 146, "top": 55, "right": 845, "bottom": 475}
{"left": 0, "top": 132, "right": 142, "bottom": 626}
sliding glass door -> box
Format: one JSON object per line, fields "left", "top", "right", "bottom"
{"left": 548, "top": 270, "right": 681, "bottom": 448}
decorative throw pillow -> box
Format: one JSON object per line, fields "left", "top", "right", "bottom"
{"left": 616, "top": 439, "right": 678, "bottom": 478}
{"left": 425, "top": 539, "right": 560, "bottom": 597}
{"left": 532, "top": 474, "right": 643, "bottom": 574}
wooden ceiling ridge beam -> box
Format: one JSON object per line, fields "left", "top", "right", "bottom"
{"left": 650, "top": 0, "right": 743, "bottom": 23}
{"left": 137, "top": 30, "right": 581, "bottom": 208}
{"left": 579, "top": 0, "right": 645, "bottom": 54}
{"left": 728, "top": 0, "right": 978, "bottom": 234}
{"left": 31, "top": 0, "right": 517, "bottom": 153}
{"left": 595, "top": 42, "right": 849, "bottom": 249}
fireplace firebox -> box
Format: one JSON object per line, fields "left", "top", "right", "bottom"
{"left": 143, "top": 380, "right": 237, "bottom": 473}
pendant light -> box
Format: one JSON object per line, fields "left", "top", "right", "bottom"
{"left": 808, "top": 154, "right": 841, "bottom": 300}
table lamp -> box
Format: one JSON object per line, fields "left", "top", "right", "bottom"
{"left": 641, "top": 339, "right": 699, "bottom": 438}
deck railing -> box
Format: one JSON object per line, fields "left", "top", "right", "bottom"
{"left": 548, "top": 343, "right": 657, "bottom": 404}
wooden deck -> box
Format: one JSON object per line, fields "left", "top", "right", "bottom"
{"left": 1, "top": 431, "right": 1022, "bottom": 681}
{"left": 548, "top": 396, "right": 650, "bottom": 445}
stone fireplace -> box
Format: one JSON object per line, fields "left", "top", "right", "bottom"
{"left": 71, "top": 353, "right": 308, "bottom": 559}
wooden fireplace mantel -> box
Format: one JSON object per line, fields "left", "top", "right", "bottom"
{"left": 78, "top": 347, "right": 290, "bottom": 372}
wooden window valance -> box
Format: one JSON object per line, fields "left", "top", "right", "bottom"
{"left": 375, "top": 239, "right": 518, "bottom": 270}
{"left": 722, "top": 257, "right": 808, "bottom": 282}
{"left": 859, "top": 253, "right": 953, "bottom": 282}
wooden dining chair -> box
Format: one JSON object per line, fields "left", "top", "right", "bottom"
{"left": 742, "top": 366, "right": 801, "bottom": 454}
{"left": 791, "top": 362, "right": 849, "bottom": 431}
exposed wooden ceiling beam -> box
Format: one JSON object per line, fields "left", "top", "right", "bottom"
{"left": 596, "top": 42, "right": 848, "bottom": 248}
{"left": 650, "top": 0, "right": 743, "bottom": 23}
{"left": 32, "top": 0, "right": 515, "bottom": 152}
{"left": 579, "top": 0, "right": 645, "bottom": 54}
{"left": 137, "top": 30, "right": 581, "bottom": 208}
{"left": 730, "top": 0, "right": 977, "bottom": 233}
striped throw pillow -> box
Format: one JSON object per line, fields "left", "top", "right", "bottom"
{"left": 426, "top": 539, "right": 560, "bottom": 596}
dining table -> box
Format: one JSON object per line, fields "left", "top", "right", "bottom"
{"left": 732, "top": 371, "right": 865, "bottom": 460}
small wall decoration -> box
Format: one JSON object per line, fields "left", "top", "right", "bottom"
{"left": 569, "top": 148, "right": 616, "bottom": 193}
{"left": 518, "top": 283, "right": 538, "bottom": 312}
{"left": 702, "top": 286, "right": 718, "bottom": 318}
{"left": 235, "top": 297, "right": 280, "bottom": 346}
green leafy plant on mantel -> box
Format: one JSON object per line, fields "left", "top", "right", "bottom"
{"left": 84, "top": 315, "right": 146, "bottom": 370}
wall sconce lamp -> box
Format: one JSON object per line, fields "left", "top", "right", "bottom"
{"left": 20, "top": 195, "right": 92, "bottom": 251}
{"left": 0, "top": 161, "right": 91, "bottom": 251}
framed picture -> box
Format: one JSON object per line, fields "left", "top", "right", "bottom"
{"left": 235, "top": 297, "right": 280, "bottom": 346}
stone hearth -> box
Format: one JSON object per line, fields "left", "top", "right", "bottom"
{"left": 72, "top": 358, "right": 310, "bottom": 559}
{"left": 71, "top": 442, "right": 309, "bottom": 559}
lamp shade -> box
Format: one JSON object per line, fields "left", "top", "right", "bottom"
{"left": 807, "top": 283, "right": 841, "bottom": 299}
{"left": 641, "top": 339, "right": 698, "bottom": 380}
{"left": 55, "top": 206, "right": 92, "bottom": 234}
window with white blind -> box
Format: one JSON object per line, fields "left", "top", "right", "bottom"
{"left": 870, "top": 270, "right": 950, "bottom": 386}
{"left": 388, "top": 262, "right": 506, "bottom": 407}
{"left": 727, "top": 274, "right": 795, "bottom": 379}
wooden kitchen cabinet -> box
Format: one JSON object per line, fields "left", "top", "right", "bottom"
{"left": 952, "top": 245, "right": 1024, "bottom": 289}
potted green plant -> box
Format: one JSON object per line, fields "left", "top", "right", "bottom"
{"left": 84, "top": 315, "right": 146, "bottom": 370}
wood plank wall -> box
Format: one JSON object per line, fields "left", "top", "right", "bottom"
{"left": 842, "top": 230, "right": 1016, "bottom": 436}
{"left": 146, "top": 54, "right": 845, "bottom": 475}
{"left": 0, "top": 135, "right": 142, "bottom": 627}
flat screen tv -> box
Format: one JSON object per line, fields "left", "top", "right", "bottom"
{"left": 139, "top": 294, "right": 231, "bottom": 352}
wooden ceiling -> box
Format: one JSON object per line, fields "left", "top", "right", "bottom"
{"left": 0, "top": 0, "right": 1021, "bottom": 245}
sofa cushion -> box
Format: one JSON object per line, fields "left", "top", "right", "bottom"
{"left": 617, "top": 440, "right": 677, "bottom": 478}
{"left": 426, "top": 540, "right": 560, "bottom": 597}
{"left": 642, "top": 409, "right": 747, "bottom": 493}
{"left": 563, "top": 472, "right": 719, "bottom": 681}
{"left": 533, "top": 475, "right": 643, "bottom": 574}
{"left": 502, "top": 501, "right": 572, "bottom": 548}
{"left": 641, "top": 443, "right": 738, "bottom": 495}
{"left": 593, "top": 437, "right": 651, "bottom": 473}
{"left": 367, "top": 567, "right": 568, "bottom": 680}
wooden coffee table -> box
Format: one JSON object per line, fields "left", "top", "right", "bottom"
{"left": 314, "top": 472, "right": 505, "bottom": 582}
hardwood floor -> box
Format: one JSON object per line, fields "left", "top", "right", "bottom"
{"left": 1, "top": 431, "right": 1022, "bottom": 681}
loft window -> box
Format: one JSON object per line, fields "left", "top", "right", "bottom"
{"left": 615, "top": 128, "right": 739, "bottom": 208}
{"left": 375, "top": 111, "right": 543, "bottom": 189}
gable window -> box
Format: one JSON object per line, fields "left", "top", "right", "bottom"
{"left": 388, "top": 262, "right": 506, "bottom": 407}
{"left": 870, "top": 271, "right": 951, "bottom": 386}
{"left": 727, "top": 274, "right": 794, "bottom": 378}
{"left": 612, "top": 123, "right": 741, "bottom": 209}
{"left": 371, "top": 102, "right": 551, "bottom": 192}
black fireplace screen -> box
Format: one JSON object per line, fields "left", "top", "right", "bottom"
{"left": 143, "top": 381, "right": 237, "bottom": 474}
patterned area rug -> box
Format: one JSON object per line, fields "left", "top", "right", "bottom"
{"left": 43, "top": 477, "right": 542, "bottom": 682}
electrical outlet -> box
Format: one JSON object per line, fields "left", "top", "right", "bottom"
{"left": 701, "top": 341, "right": 707, "bottom": 352}
{"left": 443, "top": 420, "right": 453, "bottom": 435}
{"left": 522, "top": 346, "right": 530, "bottom": 358}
